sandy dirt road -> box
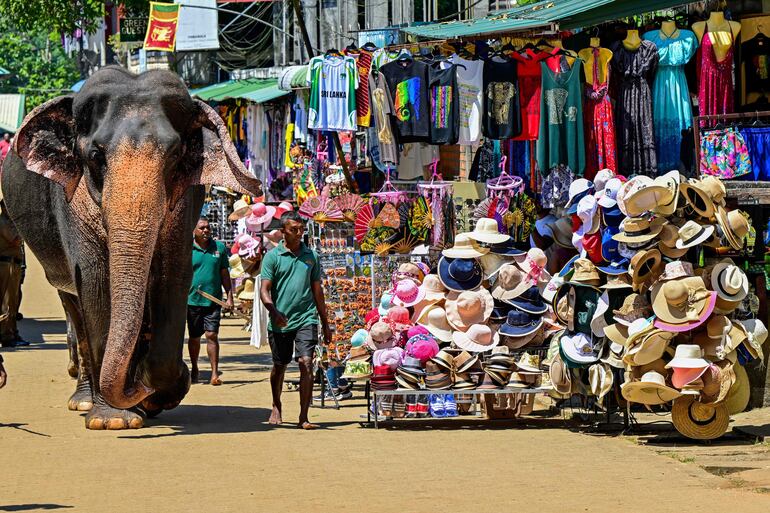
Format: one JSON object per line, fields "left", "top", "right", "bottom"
{"left": 3, "top": 253, "right": 770, "bottom": 512}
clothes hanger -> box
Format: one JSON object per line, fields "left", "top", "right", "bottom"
{"left": 371, "top": 165, "right": 414, "bottom": 204}
{"left": 345, "top": 42, "right": 358, "bottom": 53}
{"left": 325, "top": 48, "right": 342, "bottom": 57}
{"left": 362, "top": 41, "right": 378, "bottom": 51}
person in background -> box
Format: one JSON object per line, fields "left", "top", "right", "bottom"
{"left": 0, "top": 199, "right": 26, "bottom": 347}
{"left": 0, "top": 133, "right": 11, "bottom": 161}
{"left": 187, "top": 217, "right": 233, "bottom": 386}
{"left": 260, "top": 211, "right": 331, "bottom": 429}
{"left": 316, "top": 363, "right": 352, "bottom": 401}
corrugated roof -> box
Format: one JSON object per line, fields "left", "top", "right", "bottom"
{"left": 0, "top": 94, "right": 25, "bottom": 133}
{"left": 402, "top": 0, "right": 691, "bottom": 39}
{"left": 402, "top": 0, "right": 613, "bottom": 38}
{"left": 191, "top": 78, "right": 289, "bottom": 103}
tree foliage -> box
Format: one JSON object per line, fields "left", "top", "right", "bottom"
{"left": 0, "top": 21, "right": 80, "bottom": 111}
{"left": 0, "top": 0, "right": 150, "bottom": 35}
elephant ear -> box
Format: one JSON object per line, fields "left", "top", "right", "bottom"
{"left": 170, "top": 99, "right": 262, "bottom": 209}
{"left": 13, "top": 96, "right": 82, "bottom": 201}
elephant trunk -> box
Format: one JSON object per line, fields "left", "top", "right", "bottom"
{"left": 99, "top": 142, "right": 167, "bottom": 409}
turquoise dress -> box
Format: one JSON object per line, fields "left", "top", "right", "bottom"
{"left": 643, "top": 29, "right": 698, "bottom": 172}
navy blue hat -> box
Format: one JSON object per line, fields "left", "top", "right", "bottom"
{"left": 602, "top": 206, "right": 624, "bottom": 228}
{"left": 499, "top": 309, "right": 543, "bottom": 337}
{"left": 503, "top": 286, "right": 547, "bottom": 315}
{"left": 489, "top": 239, "right": 526, "bottom": 256}
{"left": 437, "top": 256, "right": 483, "bottom": 292}
{"left": 597, "top": 258, "right": 630, "bottom": 275}
{"left": 491, "top": 299, "right": 513, "bottom": 321}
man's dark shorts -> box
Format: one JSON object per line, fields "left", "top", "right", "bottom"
{"left": 187, "top": 305, "right": 221, "bottom": 338}
{"left": 268, "top": 325, "right": 318, "bottom": 365}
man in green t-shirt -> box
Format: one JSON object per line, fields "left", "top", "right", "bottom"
{"left": 187, "top": 217, "right": 233, "bottom": 386}
{"left": 260, "top": 211, "right": 331, "bottom": 430}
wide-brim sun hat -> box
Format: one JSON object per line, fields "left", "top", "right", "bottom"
{"left": 417, "top": 305, "right": 453, "bottom": 342}
{"left": 652, "top": 170, "right": 683, "bottom": 216}
{"left": 624, "top": 178, "right": 674, "bottom": 218}
{"left": 612, "top": 216, "right": 663, "bottom": 244}
{"left": 228, "top": 198, "right": 251, "bottom": 221}
{"left": 438, "top": 256, "right": 483, "bottom": 292}
{"left": 651, "top": 278, "right": 716, "bottom": 331}
{"left": 675, "top": 221, "right": 715, "bottom": 250}
{"left": 466, "top": 217, "right": 510, "bottom": 244}
{"left": 441, "top": 233, "right": 489, "bottom": 259}
{"left": 452, "top": 324, "right": 501, "bottom": 353}
{"left": 671, "top": 396, "right": 730, "bottom": 440}
{"left": 621, "top": 371, "right": 681, "bottom": 406}
{"left": 680, "top": 176, "right": 725, "bottom": 220}
{"left": 715, "top": 205, "right": 749, "bottom": 251}
{"left": 560, "top": 332, "right": 600, "bottom": 364}
{"left": 445, "top": 289, "right": 494, "bottom": 330}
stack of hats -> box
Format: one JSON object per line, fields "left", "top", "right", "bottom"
{"left": 509, "top": 353, "right": 544, "bottom": 389}
{"left": 426, "top": 349, "right": 454, "bottom": 390}
{"left": 342, "top": 329, "right": 373, "bottom": 379}
{"left": 453, "top": 351, "right": 481, "bottom": 389}
{"left": 541, "top": 171, "right": 761, "bottom": 440}
{"left": 479, "top": 347, "right": 516, "bottom": 389}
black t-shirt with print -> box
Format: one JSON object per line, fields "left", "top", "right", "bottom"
{"left": 743, "top": 35, "right": 770, "bottom": 93}
{"left": 482, "top": 58, "right": 522, "bottom": 140}
{"left": 427, "top": 63, "right": 460, "bottom": 144}
{"left": 380, "top": 58, "right": 431, "bottom": 143}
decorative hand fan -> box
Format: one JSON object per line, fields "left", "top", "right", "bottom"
{"left": 387, "top": 227, "right": 419, "bottom": 254}
{"left": 473, "top": 197, "right": 508, "bottom": 221}
{"left": 360, "top": 226, "right": 395, "bottom": 253}
{"left": 298, "top": 196, "right": 344, "bottom": 223}
{"left": 336, "top": 194, "right": 366, "bottom": 222}
{"left": 408, "top": 196, "right": 433, "bottom": 241}
{"left": 371, "top": 203, "right": 400, "bottom": 229}
{"left": 354, "top": 204, "right": 374, "bottom": 243}
{"left": 397, "top": 201, "right": 411, "bottom": 228}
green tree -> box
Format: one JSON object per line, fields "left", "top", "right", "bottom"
{"left": 0, "top": 22, "right": 80, "bottom": 111}
{"left": 0, "top": 0, "right": 150, "bottom": 35}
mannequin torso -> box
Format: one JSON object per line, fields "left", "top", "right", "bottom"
{"left": 692, "top": 12, "right": 741, "bottom": 62}
{"left": 623, "top": 29, "right": 642, "bottom": 51}
{"left": 578, "top": 44, "right": 613, "bottom": 85}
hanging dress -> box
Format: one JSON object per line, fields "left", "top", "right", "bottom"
{"left": 698, "top": 24, "right": 735, "bottom": 121}
{"left": 583, "top": 47, "right": 617, "bottom": 179}
{"left": 537, "top": 58, "right": 585, "bottom": 179}
{"left": 512, "top": 49, "right": 549, "bottom": 140}
{"left": 610, "top": 40, "right": 659, "bottom": 177}
{"left": 643, "top": 29, "right": 698, "bottom": 172}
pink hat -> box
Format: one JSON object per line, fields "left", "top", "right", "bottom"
{"left": 407, "top": 325, "right": 430, "bottom": 338}
{"left": 274, "top": 201, "right": 294, "bottom": 220}
{"left": 236, "top": 233, "right": 260, "bottom": 258}
{"left": 385, "top": 306, "right": 413, "bottom": 331}
{"left": 391, "top": 279, "right": 427, "bottom": 307}
{"left": 373, "top": 347, "right": 404, "bottom": 370}
{"left": 406, "top": 334, "right": 440, "bottom": 363}
{"left": 246, "top": 203, "right": 276, "bottom": 231}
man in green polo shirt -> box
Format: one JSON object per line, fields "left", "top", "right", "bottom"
{"left": 260, "top": 211, "right": 331, "bottom": 430}
{"left": 187, "top": 217, "right": 233, "bottom": 386}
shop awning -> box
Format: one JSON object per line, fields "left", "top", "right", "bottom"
{"left": 402, "top": 0, "right": 693, "bottom": 39}
{"left": 191, "top": 78, "right": 289, "bottom": 103}
{"left": 0, "top": 94, "right": 25, "bottom": 133}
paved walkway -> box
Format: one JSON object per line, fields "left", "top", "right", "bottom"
{"left": 3, "top": 254, "right": 770, "bottom": 512}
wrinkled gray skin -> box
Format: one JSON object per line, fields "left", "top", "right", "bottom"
{"left": 2, "top": 66, "right": 261, "bottom": 429}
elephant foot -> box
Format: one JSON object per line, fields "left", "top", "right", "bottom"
{"left": 68, "top": 374, "right": 93, "bottom": 411}
{"left": 85, "top": 397, "right": 144, "bottom": 430}
{"left": 141, "top": 364, "right": 191, "bottom": 413}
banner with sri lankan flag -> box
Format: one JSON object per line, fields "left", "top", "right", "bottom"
{"left": 143, "top": 2, "right": 180, "bottom": 52}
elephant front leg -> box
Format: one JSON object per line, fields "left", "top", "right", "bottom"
{"left": 85, "top": 394, "right": 144, "bottom": 430}
{"left": 68, "top": 372, "right": 94, "bottom": 412}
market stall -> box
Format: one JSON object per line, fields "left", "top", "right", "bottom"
{"left": 202, "top": 0, "right": 770, "bottom": 439}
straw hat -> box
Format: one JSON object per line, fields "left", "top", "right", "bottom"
{"left": 589, "top": 363, "right": 614, "bottom": 400}
{"left": 658, "top": 223, "right": 689, "bottom": 258}
{"left": 617, "top": 176, "right": 652, "bottom": 216}
{"left": 624, "top": 175, "right": 674, "bottom": 217}
{"left": 466, "top": 217, "right": 510, "bottom": 244}
{"left": 651, "top": 278, "right": 716, "bottom": 330}
{"left": 612, "top": 293, "right": 652, "bottom": 326}
{"left": 739, "top": 319, "right": 768, "bottom": 360}
{"left": 445, "top": 289, "right": 494, "bottom": 330}
{"left": 657, "top": 261, "right": 694, "bottom": 283}
{"left": 630, "top": 249, "right": 662, "bottom": 292}
{"left": 710, "top": 262, "right": 748, "bottom": 303}
{"left": 612, "top": 217, "right": 663, "bottom": 244}
{"left": 675, "top": 220, "right": 715, "bottom": 250}
{"left": 237, "top": 279, "right": 255, "bottom": 301}
{"left": 417, "top": 305, "right": 453, "bottom": 342}
{"left": 671, "top": 396, "right": 730, "bottom": 440}
{"left": 441, "top": 233, "right": 489, "bottom": 259}
{"left": 652, "top": 170, "right": 683, "bottom": 216}
{"left": 626, "top": 329, "right": 675, "bottom": 366}
{"left": 452, "top": 324, "right": 500, "bottom": 353}
{"left": 725, "top": 363, "right": 750, "bottom": 415}
{"left": 515, "top": 248, "right": 551, "bottom": 285}
{"left": 228, "top": 198, "right": 251, "bottom": 220}
{"left": 680, "top": 176, "right": 725, "bottom": 219}
{"left": 549, "top": 351, "right": 573, "bottom": 395}
{"left": 604, "top": 322, "right": 629, "bottom": 347}
{"left": 621, "top": 371, "right": 681, "bottom": 405}
{"left": 715, "top": 206, "right": 749, "bottom": 251}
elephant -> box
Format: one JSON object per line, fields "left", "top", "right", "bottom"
{"left": 1, "top": 66, "right": 261, "bottom": 429}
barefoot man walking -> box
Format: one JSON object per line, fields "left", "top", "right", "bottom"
{"left": 260, "top": 211, "right": 331, "bottom": 429}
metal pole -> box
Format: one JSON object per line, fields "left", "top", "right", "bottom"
{"left": 291, "top": 0, "right": 360, "bottom": 193}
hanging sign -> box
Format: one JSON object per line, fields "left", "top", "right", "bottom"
{"left": 143, "top": 2, "right": 181, "bottom": 52}
{"left": 175, "top": 0, "right": 220, "bottom": 51}
{"left": 119, "top": 16, "right": 149, "bottom": 43}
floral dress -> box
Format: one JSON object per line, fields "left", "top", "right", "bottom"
{"left": 583, "top": 47, "right": 617, "bottom": 179}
